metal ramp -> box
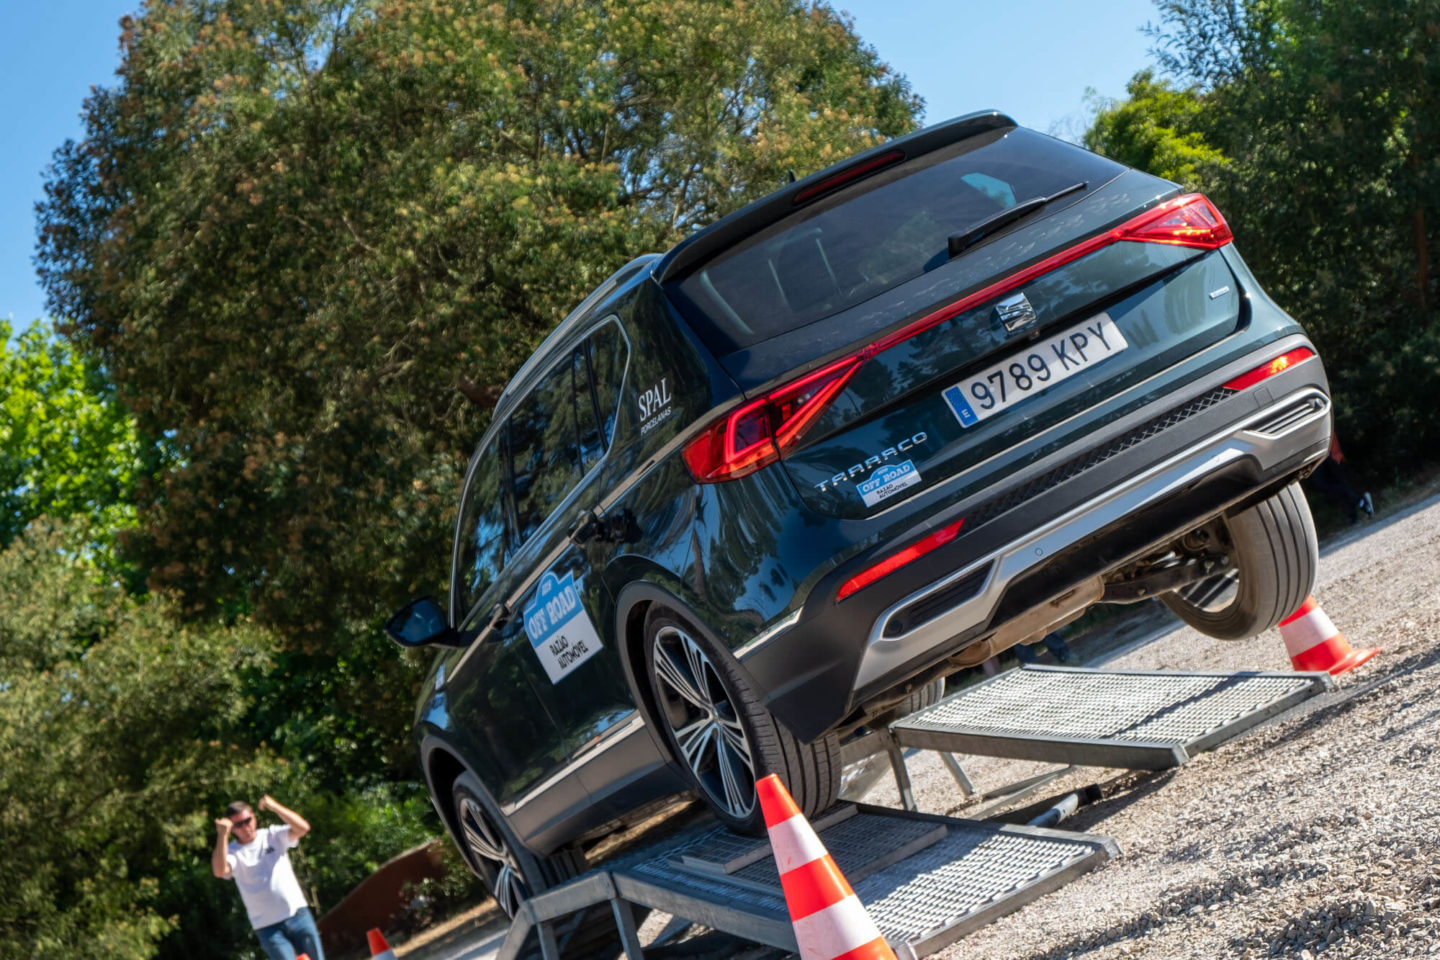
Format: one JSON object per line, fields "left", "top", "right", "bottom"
{"left": 891, "top": 665, "right": 1335, "bottom": 769}
{"left": 497, "top": 665, "right": 1332, "bottom": 958}
{"left": 498, "top": 803, "right": 1117, "bottom": 960}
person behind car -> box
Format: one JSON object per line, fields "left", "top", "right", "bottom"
{"left": 211, "top": 795, "right": 325, "bottom": 960}
{"left": 1306, "top": 433, "right": 1373, "bottom": 523}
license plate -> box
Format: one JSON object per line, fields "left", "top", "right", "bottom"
{"left": 942, "top": 313, "right": 1128, "bottom": 428}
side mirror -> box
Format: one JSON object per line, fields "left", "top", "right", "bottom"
{"left": 385, "top": 596, "right": 463, "bottom": 648}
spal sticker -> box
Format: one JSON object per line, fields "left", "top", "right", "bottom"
{"left": 523, "top": 570, "right": 604, "bottom": 684}
{"left": 858, "top": 459, "right": 922, "bottom": 507}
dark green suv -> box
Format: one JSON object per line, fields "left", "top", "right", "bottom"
{"left": 388, "top": 111, "right": 1330, "bottom": 916}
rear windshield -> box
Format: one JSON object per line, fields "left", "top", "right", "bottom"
{"left": 665, "top": 128, "right": 1124, "bottom": 354}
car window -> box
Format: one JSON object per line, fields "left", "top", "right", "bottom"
{"left": 665, "top": 128, "right": 1124, "bottom": 353}
{"left": 454, "top": 433, "right": 509, "bottom": 616}
{"left": 573, "top": 347, "right": 605, "bottom": 470}
{"left": 588, "top": 320, "right": 627, "bottom": 444}
{"left": 508, "top": 359, "right": 582, "bottom": 548}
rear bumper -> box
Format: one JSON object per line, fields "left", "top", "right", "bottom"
{"left": 745, "top": 336, "right": 1330, "bottom": 742}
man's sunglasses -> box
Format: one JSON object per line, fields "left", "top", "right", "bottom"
{"left": 231, "top": 817, "right": 255, "bottom": 829}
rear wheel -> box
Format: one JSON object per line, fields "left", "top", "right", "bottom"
{"left": 644, "top": 605, "right": 840, "bottom": 834}
{"left": 1162, "top": 482, "right": 1318, "bottom": 640}
{"left": 451, "top": 771, "right": 581, "bottom": 918}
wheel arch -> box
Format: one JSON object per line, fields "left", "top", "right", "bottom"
{"left": 420, "top": 736, "right": 477, "bottom": 871}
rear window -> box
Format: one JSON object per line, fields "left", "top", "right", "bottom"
{"left": 665, "top": 128, "right": 1124, "bottom": 354}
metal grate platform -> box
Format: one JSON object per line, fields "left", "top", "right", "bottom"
{"left": 499, "top": 804, "right": 1117, "bottom": 960}
{"left": 892, "top": 665, "right": 1334, "bottom": 769}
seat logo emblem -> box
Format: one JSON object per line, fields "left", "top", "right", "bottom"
{"left": 995, "top": 292, "right": 1038, "bottom": 332}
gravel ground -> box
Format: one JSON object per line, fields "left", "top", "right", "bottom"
{"left": 900, "top": 491, "right": 1440, "bottom": 960}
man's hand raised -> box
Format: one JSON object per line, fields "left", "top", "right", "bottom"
{"left": 258, "top": 795, "right": 275, "bottom": 813}
{"left": 215, "top": 817, "right": 233, "bottom": 837}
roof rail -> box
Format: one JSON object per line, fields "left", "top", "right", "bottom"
{"left": 498, "top": 253, "right": 661, "bottom": 406}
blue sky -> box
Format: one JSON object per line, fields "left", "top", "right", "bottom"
{"left": 0, "top": 0, "right": 1159, "bottom": 331}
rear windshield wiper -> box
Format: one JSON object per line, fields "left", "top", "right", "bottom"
{"left": 947, "top": 181, "right": 1088, "bottom": 259}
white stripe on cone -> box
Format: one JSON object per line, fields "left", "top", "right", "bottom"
{"left": 769, "top": 812, "right": 830, "bottom": 871}
{"left": 1281, "top": 605, "right": 1340, "bottom": 658}
{"left": 792, "top": 894, "right": 889, "bottom": 959}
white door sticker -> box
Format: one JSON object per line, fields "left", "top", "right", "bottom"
{"left": 523, "top": 571, "right": 604, "bottom": 684}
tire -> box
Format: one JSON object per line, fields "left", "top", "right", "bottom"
{"left": 451, "top": 771, "right": 582, "bottom": 919}
{"left": 897, "top": 676, "right": 947, "bottom": 716}
{"left": 1161, "top": 482, "right": 1318, "bottom": 640}
{"left": 644, "top": 605, "right": 841, "bottom": 834}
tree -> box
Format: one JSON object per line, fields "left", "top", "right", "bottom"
{"left": 1107, "top": 0, "right": 1440, "bottom": 465}
{"left": 0, "top": 320, "right": 145, "bottom": 555}
{"left": 37, "top": 0, "right": 922, "bottom": 778}
{"left": 1083, "top": 70, "right": 1228, "bottom": 190}
{"left": 0, "top": 518, "right": 282, "bottom": 960}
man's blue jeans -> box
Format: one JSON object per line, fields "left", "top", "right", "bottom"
{"left": 254, "top": 906, "right": 326, "bottom": 960}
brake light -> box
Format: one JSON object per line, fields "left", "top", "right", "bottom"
{"left": 794, "top": 150, "right": 905, "bottom": 205}
{"left": 1222, "top": 347, "right": 1315, "bottom": 391}
{"left": 682, "top": 354, "right": 865, "bottom": 482}
{"left": 1117, "top": 194, "right": 1232, "bottom": 248}
{"left": 837, "top": 517, "right": 966, "bottom": 600}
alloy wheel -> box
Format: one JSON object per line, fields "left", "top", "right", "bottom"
{"left": 650, "top": 625, "right": 758, "bottom": 820}
{"left": 457, "top": 795, "right": 529, "bottom": 917}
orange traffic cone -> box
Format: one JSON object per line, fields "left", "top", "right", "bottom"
{"left": 756, "top": 774, "right": 897, "bottom": 960}
{"left": 367, "top": 928, "right": 398, "bottom": 960}
{"left": 1279, "top": 595, "right": 1378, "bottom": 675}
{"left": 296, "top": 955, "right": 310, "bottom": 960}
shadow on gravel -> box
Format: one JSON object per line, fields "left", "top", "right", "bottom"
{"left": 1225, "top": 895, "right": 1388, "bottom": 957}
{"left": 1208, "top": 637, "right": 1440, "bottom": 767}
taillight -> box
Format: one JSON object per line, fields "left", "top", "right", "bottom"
{"left": 1117, "top": 194, "right": 1232, "bottom": 248}
{"left": 837, "top": 517, "right": 966, "bottom": 600}
{"left": 682, "top": 354, "right": 865, "bottom": 482}
{"left": 1222, "top": 347, "right": 1315, "bottom": 391}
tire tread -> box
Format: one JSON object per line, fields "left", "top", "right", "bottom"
{"left": 1162, "top": 482, "right": 1317, "bottom": 640}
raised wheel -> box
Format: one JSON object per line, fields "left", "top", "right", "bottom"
{"left": 1162, "top": 482, "right": 1318, "bottom": 640}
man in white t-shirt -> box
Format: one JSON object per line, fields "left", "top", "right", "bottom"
{"left": 212, "top": 795, "right": 326, "bottom": 960}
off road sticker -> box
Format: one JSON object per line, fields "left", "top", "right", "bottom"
{"left": 523, "top": 571, "right": 604, "bottom": 684}
{"left": 858, "top": 459, "right": 922, "bottom": 507}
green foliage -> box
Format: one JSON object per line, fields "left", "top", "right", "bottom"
{"left": 297, "top": 784, "right": 455, "bottom": 910}
{"left": 0, "top": 518, "right": 283, "bottom": 960}
{"left": 0, "top": 516, "right": 455, "bottom": 960}
{"left": 1083, "top": 70, "right": 1229, "bottom": 190}
{"left": 37, "top": 0, "right": 921, "bottom": 780}
{"left": 1096, "top": 0, "right": 1440, "bottom": 465}
{"left": 0, "top": 321, "right": 144, "bottom": 556}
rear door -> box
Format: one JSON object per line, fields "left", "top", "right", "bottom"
{"left": 502, "top": 327, "right": 636, "bottom": 786}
